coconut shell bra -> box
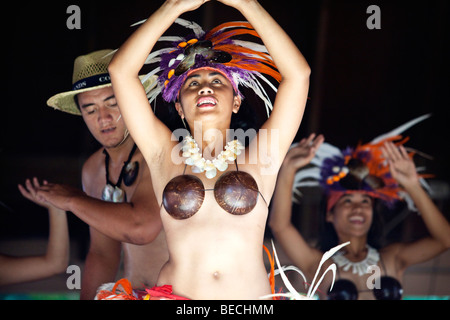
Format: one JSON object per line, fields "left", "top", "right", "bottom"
{"left": 162, "top": 163, "right": 267, "bottom": 220}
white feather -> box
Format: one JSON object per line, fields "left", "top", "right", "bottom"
{"left": 267, "top": 240, "right": 306, "bottom": 300}
{"left": 233, "top": 40, "right": 270, "bottom": 54}
{"left": 147, "top": 86, "right": 163, "bottom": 106}
{"left": 130, "top": 19, "right": 146, "bottom": 27}
{"left": 292, "top": 180, "right": 321, "bottom": 203}
{"left": 255, "top": 73, "right": 278, "bottom": 95}
{"left": 419, "top": 177, "right": 432, "bottom": 194}
{"left": 144, "top": 48, "right": 174, "bottom": 65}
{"left": 254, "top": 74, "right": 276, "bottom": 116}
{"left": 101, "top": 49, "right": 117, "bottom": 60}
{"left": 174, "top": 18, "right": 204, "bottom": 38}
{"left": 237, "top": 73, "right": 274, "bottom": 117}
{"left": 158, "top": 36, "right": 184, "bottom": 43}
{"left": 290, "top": 142, "right": 343, "bottom": 204}
{"left": 142, "top": 67, "right": 161, "bottom": 84}
{"left": 209, "top": 21, "right": 250, "bottom": 33}
{"left": 295, "top": 181, "right": 320, "bottom": 188}
{"left": 260, "top": 240, "right": 349, "bottom": 300}
{"left": 307, "top": 241, "right": 350, "bottom": 296}
{"left": 293, "top": 167, "right": 322, "bottom": 183}
{"left": 292, "top": 188, "right": 304, "bottom": 201}
{"left": 315, "top": 142, "right": 343, "bottom": 160}
{"left": 371, "top": 114, "right": 431, "bottom": 144}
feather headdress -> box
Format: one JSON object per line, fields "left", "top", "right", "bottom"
{"left": 293, "top": 114, "right": 432, "bottom": 212}
{"left": 139, "top": 18, "right": 280, "bottom": 117}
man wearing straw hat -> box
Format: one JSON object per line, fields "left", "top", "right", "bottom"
{"left": 32, "top": 50, "right": 168, "bottom": 299}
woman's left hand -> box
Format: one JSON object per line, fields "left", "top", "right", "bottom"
{"left": 216, "top": 0, "right": 255, "bottom": 10}
{"left": 381, "top": 141, "right": 420, "bottom": 188}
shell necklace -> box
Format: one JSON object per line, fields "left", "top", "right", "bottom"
{"left": 331, "top": 245, "right": 380, "bottom": 276}
{"left": 181, "top": 135, "right": 244, "bottom": 179}
{"left": 101, "top": 144, "right": 139, "bottom": 203}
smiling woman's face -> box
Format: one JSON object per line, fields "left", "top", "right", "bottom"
{"left": 326, "top": 192, "right": 374, "bottom": 239}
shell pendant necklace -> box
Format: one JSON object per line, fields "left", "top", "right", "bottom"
{"left": 331, "top": 245, "right": 380, "bottom": 276}
{"left": 102, "top": 144, "right": 139, "bottom": 203}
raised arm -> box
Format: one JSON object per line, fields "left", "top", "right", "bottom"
{"left": 220, "top": 0, "right": 311, "bottom": 165}
{"left": 381, "top": 142, "right": 450, "bottom": 269}
{"left": 108, "top": 0, "right": 210, "bottom": 164}
{"left": 1, "top": 179, "right": 70, "bottom": 287}
{"left": 269, "top": 134, "right": 324, "bottom": 277}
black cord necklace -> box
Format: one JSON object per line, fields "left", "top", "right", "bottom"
{"left": 101, "top": 144, "right": 139, "bottom": 203}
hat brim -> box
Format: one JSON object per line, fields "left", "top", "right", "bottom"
{"left": 47, "top": 75, "right": 158, "bottom": 116}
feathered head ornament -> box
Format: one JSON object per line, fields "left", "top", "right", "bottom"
{"left": 138, "top": 18, "right": 281, "bottom": 117}
{"left": 293, "top": 114, "right": 432, "bottom": 212}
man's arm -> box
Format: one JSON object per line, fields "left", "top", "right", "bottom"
{"left": 35, "top": 163, "right": 162, "bottom": 244}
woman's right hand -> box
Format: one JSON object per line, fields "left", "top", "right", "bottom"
{"left": 282, "top": 133, "right": 324, "bottom": 173}
{"left": 167, "top": 0, "right": 210, "bottom": 13}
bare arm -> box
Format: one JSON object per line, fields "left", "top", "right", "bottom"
{"left": 269, "top": 134, "right": 324, "bottom": 276}
{"left": 108, "top": 0, "right": 210, "bottom": 165}
{"left": 382, "top": 142, "right": 450, "bottom": 269}
{"left": 221, "top": 0, "right": 311, "bottom": 167}
{"left": 32, "top": 152, "right": 162, "bottom": 245}
{"left": 36, "top": 182, "right": 162, "bottom": 245}
{"left": 0, "top": 179, "right": 70, "bottom": 287}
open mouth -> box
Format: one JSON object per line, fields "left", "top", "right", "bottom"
{"left": 196, "top": 97, "right": 217, "bottom": 108}
{"left": 101, "top": 127, "right": 116, "bottom": 134}
{"left": 349, "top": 215, "right": 365, "bottom": 224}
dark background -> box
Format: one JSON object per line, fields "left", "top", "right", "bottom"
{"left": 1, "top": 1, "right": 449, "bottom": 259}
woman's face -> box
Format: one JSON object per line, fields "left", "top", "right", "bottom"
{"left": 175, "top": 68, "right": 241, "bottom": 127}
{"left": 326, "top": 193, "right": 374, "bottom": 238}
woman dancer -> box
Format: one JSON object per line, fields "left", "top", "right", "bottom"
{"left": 107, "top": 0, "right": 309, "bottom": 299}
{"left": 269, "top": 125, "right": 450, "bottom": 300}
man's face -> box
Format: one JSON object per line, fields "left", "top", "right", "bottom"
{"left": 77, "top": 86, "right": 126, "bottom": 148}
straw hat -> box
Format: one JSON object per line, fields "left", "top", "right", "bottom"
{"left": 47, "top": 49, "right": 157, "bottom": 115}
